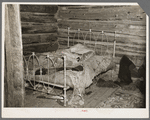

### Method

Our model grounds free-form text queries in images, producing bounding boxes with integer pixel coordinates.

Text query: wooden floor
[25,84,119,108]
[84,85,119,108]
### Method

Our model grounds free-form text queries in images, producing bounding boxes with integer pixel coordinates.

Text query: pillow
[69,44,95,61]
[69,44,94,54]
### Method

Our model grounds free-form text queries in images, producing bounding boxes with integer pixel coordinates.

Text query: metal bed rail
[23,52,69,106]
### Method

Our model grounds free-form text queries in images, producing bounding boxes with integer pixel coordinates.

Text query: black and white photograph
[2,2,149,118]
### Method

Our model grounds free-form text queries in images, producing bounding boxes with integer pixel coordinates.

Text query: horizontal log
[58,20,146,30]
[23,42,59,55]
[59,5,135,10]
[59,6,143,14]
[57,19,146,25]
[21,22,57,26]
[58,20,146,37]
[21,12,57,23]
[23,42,53,47]
[58,36,146,49]
[58,31,146,45]
[22,33,57,44]
[59,13,146,21]
[21,23,57,34]
[58,28,146,39]
[20,5,58,14]
[58,6,146,21]
[59,5,92,10]
[58,24,146,37]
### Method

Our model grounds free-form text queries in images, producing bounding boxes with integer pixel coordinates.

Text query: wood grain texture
[21,12,57,23]
[59,5,132,10]
[58,6,146,21]
[58,37,146,50]
[20,5,58,14]
[58,30,146,45]
[23,41,59,55]
[58,21,146,37]
[21,22,58,34]
[5,4,24,107]
[58,19,146,29]
[20,5,59,55]
[22,33,57,44]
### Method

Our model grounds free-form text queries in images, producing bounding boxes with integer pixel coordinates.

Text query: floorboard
[25,83,119,108]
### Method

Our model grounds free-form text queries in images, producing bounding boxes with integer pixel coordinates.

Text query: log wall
[57,5,146,66]
[20,5,58,55]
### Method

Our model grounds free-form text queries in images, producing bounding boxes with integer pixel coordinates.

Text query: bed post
[113,31,116,58]
[68,27,70,48]
[101,31,104,55]
[78,29,80,44]
[63,55,67,106]
[32,52,36,89]
[112,31,117,79]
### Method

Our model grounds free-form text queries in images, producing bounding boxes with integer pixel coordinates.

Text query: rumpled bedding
[25,44,114,106]
[27,44,95,70]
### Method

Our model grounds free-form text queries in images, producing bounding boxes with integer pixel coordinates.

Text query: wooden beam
[58,37,146,49]
[5,4,24,107]
[20,5,58,14]
[58,5,146,21]
[57,19,146,25]
[21,23,57,34]
[58,20,146,37]
[58,28,146,39]
[22,33,57,44]
[58,31,146,45]
[23,41,59,55]
[21,12,57,23]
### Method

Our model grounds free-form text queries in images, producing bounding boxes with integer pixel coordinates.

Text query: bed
[23,28,117,107]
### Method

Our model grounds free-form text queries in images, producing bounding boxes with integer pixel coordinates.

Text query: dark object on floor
[85,91,92,95]
[115,55,138,86]
[35,68,48,75]
[35,65,84,75]
[138,56,146,81]
[37,95,47,99]
[96,78,118,88]
[135,81,145,94]
[55,65,83,72]
[135,56,146,107]
[138,56,146,107]
[72,65,83,71]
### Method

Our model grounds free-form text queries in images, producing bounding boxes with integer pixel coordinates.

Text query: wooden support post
[68,27,70,48]
[5,4,24,107]
[63,55,67,107]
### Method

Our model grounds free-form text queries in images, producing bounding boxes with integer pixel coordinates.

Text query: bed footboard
[23,52,69,106]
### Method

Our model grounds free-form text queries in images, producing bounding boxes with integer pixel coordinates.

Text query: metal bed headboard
[66,27,116,58]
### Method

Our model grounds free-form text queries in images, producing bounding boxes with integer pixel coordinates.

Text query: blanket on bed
[25,44,114,106]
